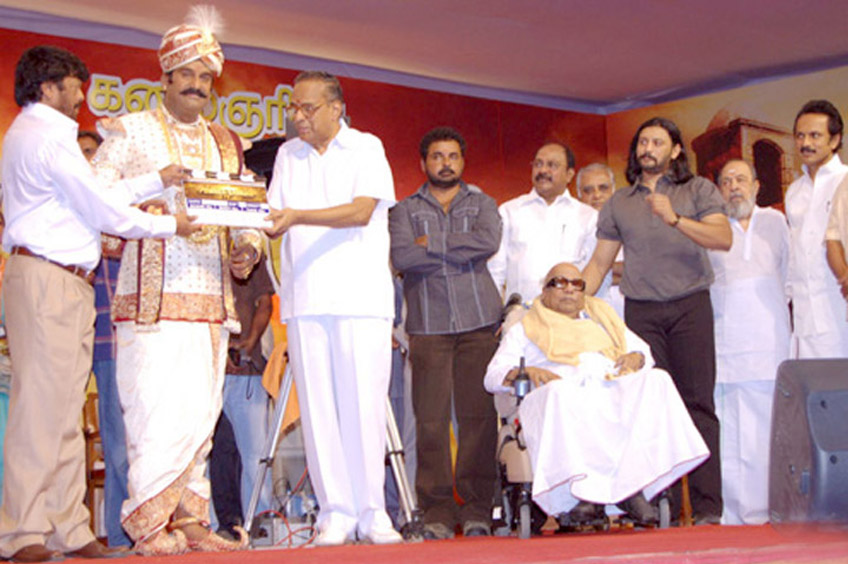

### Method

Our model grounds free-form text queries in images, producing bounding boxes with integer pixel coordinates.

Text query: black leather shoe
[421,522,455,540]
[617,492,659,525]
[567,500,605,523]
[462,521,490,537]
[693,513,721,526]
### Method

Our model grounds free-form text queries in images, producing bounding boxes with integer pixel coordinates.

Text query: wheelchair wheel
[658,496,671,529]
[518,503,531,539]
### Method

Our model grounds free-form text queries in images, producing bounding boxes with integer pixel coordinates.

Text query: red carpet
[68,525,848,563]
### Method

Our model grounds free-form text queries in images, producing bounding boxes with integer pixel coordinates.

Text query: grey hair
[718,159,757,183]
[576,163,615,196]
[294,70,344,103]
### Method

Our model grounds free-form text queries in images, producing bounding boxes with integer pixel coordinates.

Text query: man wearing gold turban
[92,5,260,556]
[485,263,709,526]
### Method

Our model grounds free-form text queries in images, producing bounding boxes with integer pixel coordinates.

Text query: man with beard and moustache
[489,142,597,304]
[91,6,261,555]
[708,159,790,525]
[0,45,192,562]
[785,100,848,358]
[582,117,731,525]
[389,126,502,540]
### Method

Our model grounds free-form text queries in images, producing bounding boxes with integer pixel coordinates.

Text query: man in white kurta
[264,71,401,546]
[484,263,708,521]
[488,143,597,303]
[708,159,791,525]
[785,100,848,358]
[92,11,260,555]
[576,163,624,317]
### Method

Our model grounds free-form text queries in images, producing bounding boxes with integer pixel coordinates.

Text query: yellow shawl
[521,296,628,365]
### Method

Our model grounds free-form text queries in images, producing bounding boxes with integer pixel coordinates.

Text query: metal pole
[385,397,423,540]
[244,364,294,537]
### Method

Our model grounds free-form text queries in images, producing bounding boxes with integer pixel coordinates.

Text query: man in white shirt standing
[265,71,401,546]
[785,100,848,358]
[576,163,624,316]
[488,142,597,303]
[0,45,191,563]
[708,159,791,525]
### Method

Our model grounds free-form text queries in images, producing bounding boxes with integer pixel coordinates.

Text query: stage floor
[73,524,848,563]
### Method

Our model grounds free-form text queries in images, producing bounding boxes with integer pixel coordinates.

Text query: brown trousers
[410,325,499,527]
[0,255,96,556]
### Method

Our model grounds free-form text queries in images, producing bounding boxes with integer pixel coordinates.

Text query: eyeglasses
[531,159,564,171]
[545,276,586,291]
[288,102,324,118]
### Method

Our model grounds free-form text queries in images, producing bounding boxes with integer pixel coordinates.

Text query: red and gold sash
[135,109,244,327]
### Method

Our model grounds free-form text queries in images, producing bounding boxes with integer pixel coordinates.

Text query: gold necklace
[157,107,219,245]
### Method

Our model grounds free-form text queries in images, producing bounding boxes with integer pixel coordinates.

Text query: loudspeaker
[769,359,848,523]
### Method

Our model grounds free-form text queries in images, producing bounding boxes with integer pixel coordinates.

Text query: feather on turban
[158,5,225,76]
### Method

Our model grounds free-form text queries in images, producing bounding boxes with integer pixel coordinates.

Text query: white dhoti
[116,321,228,541]
[518,367,709,516]
[714,380,774,525]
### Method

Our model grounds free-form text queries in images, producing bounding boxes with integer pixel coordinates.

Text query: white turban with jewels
[158,5,225,76]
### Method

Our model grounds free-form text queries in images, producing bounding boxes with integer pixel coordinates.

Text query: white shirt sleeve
[485,322,527,394]
[487,204,509,298]
[50,137,175,239]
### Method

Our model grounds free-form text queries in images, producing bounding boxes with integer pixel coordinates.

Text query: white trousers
[715,380,774,525]
[287,316,392,536]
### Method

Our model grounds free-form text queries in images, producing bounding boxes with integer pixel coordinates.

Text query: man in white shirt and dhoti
[485,263,709,524]
[708,159,791,525]
[785,100,848,358]
[92,7,261,556]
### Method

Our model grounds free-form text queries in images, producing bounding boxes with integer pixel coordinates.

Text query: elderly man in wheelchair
[485,262,709,535]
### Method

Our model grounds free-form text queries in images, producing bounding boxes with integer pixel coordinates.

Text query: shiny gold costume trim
[132,108,243,327]
[136,237,166,325]
[122,463,193,542]
[114,293,229,324]
[178,488,210,525]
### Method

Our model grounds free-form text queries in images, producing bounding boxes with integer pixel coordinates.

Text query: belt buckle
[71,265,95,285]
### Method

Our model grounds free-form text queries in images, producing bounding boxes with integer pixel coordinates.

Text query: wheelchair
[490,371,672,539]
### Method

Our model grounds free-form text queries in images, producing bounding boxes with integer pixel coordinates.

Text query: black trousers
[409,326,499,527]
[625,290,723,518]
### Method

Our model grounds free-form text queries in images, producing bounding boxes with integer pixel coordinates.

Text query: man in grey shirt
[583,117,731,525]
[389,126,502,540]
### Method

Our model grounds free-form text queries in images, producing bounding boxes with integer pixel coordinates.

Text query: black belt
[11,246,96,285]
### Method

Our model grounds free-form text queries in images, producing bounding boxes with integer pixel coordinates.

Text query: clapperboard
[183,170,273,229]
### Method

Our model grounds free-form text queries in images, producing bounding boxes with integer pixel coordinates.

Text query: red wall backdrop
[0,28,606,203]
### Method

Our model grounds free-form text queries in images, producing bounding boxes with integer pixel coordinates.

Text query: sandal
[168,517,249,552]
[134,528,189,556]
